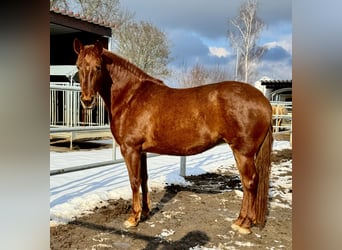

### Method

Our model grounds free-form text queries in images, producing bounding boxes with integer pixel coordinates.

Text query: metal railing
[50,83,109,128]
[50,65,109,128]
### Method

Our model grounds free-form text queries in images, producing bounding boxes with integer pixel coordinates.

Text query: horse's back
[134,80,272,130]
[140,80,269,106]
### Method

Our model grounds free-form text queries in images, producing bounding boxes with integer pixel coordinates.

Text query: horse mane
[272,105,288,115]
[102,49,164,85]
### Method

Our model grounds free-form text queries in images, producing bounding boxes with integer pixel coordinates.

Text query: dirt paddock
[50,148,292,250]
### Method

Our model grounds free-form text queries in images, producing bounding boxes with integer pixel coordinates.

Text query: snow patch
[155,229,175,239]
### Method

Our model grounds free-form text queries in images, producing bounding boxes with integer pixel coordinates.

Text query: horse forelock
[77,45,103,66]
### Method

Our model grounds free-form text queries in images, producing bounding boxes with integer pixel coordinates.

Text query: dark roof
[261,79,292,89]
[50,7,113,37]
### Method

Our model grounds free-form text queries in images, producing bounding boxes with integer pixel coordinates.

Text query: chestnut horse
[272,104,288,132]
[73,39,273,234]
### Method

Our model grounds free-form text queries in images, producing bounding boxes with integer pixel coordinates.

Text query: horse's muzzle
[81,95,96,109]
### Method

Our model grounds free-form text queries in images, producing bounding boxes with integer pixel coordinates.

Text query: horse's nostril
[81,96,95,109]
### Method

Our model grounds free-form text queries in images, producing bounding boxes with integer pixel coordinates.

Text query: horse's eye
[96,65,101,71]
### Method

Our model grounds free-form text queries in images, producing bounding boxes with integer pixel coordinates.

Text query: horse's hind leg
[140,152,151,220]
[231,151,258,234]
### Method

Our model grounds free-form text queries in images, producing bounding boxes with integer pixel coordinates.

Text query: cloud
[122,0,291,40]
[258,1,292,24]
[167,30,209,63]
[209,47,230,58]
[262,42,291,62]
[257,60,292,80]
[277,35,292,55]
[258,40,292,80]
[167,30,233,66]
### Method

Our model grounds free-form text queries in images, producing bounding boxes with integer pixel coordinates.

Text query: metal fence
[50,84,109,127]
[50,65,109,128]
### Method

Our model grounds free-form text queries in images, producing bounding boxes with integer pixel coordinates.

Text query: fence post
[180,156,186,177]
[112,136,117,161]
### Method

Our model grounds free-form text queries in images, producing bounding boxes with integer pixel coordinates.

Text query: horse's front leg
[140,152,151,220]
[121,145,143,228]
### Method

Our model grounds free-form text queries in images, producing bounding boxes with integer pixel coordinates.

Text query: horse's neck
[100,50,165,120]
[97,76,113,121]
[103,50,163,84]
[99,63,141,120]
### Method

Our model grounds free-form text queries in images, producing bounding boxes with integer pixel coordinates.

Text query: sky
[119,0,292,84]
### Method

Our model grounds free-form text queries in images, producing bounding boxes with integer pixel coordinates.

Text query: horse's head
[73,38,104,109]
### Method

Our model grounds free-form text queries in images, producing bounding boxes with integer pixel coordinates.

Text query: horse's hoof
[123,218,138,228]
[141,213,150,222]
[231,223,252,235]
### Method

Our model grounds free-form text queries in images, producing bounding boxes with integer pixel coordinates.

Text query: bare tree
[207,64,231,83]
[182,63,209,88]
[228,0,265,83]
[50,0,69,10]
[50,0,133,27]
[51,0,170,78]
[77,0,133,27]
[112,21,171,78]
[177,62,229,88]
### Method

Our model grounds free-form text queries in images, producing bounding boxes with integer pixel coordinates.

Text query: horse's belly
[143,142,219,156]
[142,130,222,156]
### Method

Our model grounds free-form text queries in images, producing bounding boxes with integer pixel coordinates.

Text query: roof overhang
[50,11,112,37]
[261,80,292,89]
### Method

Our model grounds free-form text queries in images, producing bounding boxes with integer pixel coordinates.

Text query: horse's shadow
[148,172,242,218]
[68,172,240,249]
[70,220,209,250]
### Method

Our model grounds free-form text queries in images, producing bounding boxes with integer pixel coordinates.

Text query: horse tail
[254,123,273,227]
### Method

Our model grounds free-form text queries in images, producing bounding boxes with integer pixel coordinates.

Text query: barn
[254,76,292,101]
[260,78,292,102]
[50,8,114,148]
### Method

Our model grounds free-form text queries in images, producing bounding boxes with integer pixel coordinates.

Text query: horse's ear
[73,38,83,54]
[94,40,103,55]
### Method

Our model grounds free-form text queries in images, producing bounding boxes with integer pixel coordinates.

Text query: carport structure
[50,8,113,148]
